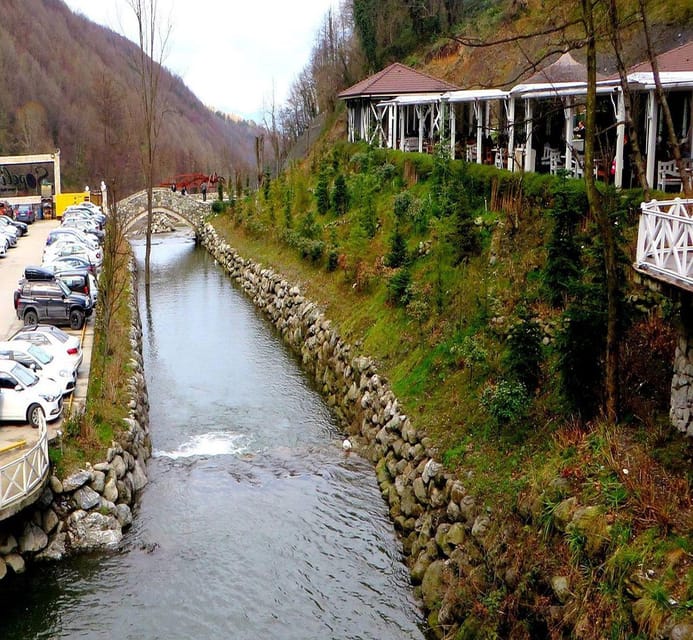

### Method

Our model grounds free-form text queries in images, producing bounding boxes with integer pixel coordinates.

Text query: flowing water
[0,233,426,640]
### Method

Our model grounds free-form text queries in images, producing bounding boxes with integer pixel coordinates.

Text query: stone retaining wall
[0,259,151,581]
[198,222,693,639]
[670,317,693,437]
[197,222,491,634]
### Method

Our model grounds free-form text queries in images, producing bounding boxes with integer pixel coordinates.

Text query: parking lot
[0,218,94,457]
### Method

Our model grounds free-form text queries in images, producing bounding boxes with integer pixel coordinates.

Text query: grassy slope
[211,129,691,636]
[206,3,693,635]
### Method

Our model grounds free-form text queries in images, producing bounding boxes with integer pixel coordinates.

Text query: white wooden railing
[0,415,50,512]
[636,198,693,288]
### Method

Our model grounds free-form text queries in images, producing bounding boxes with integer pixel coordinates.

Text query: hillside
[0,0,263,194]
[201,1,693,633]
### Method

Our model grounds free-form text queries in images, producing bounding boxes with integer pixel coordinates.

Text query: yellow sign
[54,192,90,218]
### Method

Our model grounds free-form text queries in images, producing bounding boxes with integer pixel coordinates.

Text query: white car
[46,227,100,249]
[0,359,63,427]
[0,234,8,257]
[8,325,83,372]
[0,224,18,247]
[0,340,77,396]
[43,239,102,268]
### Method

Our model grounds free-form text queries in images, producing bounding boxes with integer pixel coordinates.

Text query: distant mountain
[0,0,264,195]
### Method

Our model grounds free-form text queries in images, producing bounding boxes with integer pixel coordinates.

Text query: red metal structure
[160,173,219,192]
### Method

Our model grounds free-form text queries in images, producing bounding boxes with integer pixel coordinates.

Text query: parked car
[60,218,105,242]
[0,218,19,246]
[63,205,106,226]
[0,214,28,236]
[63,210,104,230]
[9,324,83,372]
[0,235,8,257]
[0,359,63,427]
[0,340,77,396]
[54,269,99,306]
[14,278,93,329]
[43,240,102,268]
[43,255,96,275]
[0,227,17,248]
[46,227,100,249]
[15,207,35,224]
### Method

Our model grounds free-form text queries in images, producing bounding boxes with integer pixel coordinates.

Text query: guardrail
[0,415,50,512]
[636,198,693,288]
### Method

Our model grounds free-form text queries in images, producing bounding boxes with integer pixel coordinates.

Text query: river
[0,233,426,640]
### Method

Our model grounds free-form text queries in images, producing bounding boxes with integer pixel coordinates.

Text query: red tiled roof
[628,40,693,73]
[338,63,459,99]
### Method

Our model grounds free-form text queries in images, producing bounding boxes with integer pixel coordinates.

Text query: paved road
[0,219,59,339]
[0,218,94,465]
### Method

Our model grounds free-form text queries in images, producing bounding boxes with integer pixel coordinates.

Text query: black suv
[14,278,93,329]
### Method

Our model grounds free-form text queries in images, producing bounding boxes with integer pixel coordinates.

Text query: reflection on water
[0,232,426,640]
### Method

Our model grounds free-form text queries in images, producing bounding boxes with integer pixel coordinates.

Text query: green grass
[210,140,693,639]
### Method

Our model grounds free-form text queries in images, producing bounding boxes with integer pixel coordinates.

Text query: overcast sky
[63,0,338,122]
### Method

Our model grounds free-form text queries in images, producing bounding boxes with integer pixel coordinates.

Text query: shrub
[332,173,349,215]
[544,178,583,307]
[299,210,321,240]
[504,309,543,392]
[375,162,397,186]
[350,151,371,173]
[386,223,408,267]
[555,297,606,418]
[315,168,330,215]
[481,379,529,429]
[387,268,413,307]
[211,200,225,214]
[360,200,378,238]
[393,191,413,222]
[326,249,339,271]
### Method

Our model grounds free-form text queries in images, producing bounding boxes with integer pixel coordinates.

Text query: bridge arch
[117,187,210,235]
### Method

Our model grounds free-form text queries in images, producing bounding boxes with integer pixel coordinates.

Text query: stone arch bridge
[116,187,212,235]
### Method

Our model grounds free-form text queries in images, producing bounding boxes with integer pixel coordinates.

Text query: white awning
[510,81,621,99]
[444,89,508,103]
[627,71,693,89]
[510,81,588,97]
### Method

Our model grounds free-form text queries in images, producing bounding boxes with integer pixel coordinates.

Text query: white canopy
[445,89,508,103]
[627,71,693,89]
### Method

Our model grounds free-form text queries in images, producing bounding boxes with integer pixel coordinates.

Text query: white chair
[494,148,506,170]
[657,160,682,192]
[549,150,564,175]
[540,145,552,168]
[465,145,477,163]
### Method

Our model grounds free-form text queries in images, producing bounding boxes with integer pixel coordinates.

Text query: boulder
[72,485,101,511]
[19,522,48,553]
[421,559,453,611]
[36,532,67,562]
[62,470,91,492]
[4,553,25,574]
[0,533,17,554]
[42,508,60,534]
[67,511,122,552]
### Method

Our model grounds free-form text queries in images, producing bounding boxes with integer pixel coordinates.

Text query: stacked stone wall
[197,223,496,633]
[197,222,693,639]
[0,259,151,581]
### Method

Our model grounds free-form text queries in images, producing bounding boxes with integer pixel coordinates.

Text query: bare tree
[127,0,171,286]
[263,82,282,176]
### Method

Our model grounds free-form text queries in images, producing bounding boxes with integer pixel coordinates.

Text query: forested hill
[0,0,263,194]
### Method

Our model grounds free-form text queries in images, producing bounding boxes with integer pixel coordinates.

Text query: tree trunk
[583,0,619,422]
[639,0,693,197]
